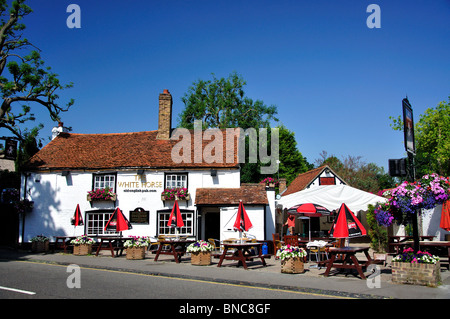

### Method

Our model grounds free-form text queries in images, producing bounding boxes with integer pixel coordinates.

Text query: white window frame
[165,173,187,189]
[157,210,194,236]
[94,173,116,192]
[86,210,118,236]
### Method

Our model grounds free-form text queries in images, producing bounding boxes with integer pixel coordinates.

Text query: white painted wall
[20,168,242,242]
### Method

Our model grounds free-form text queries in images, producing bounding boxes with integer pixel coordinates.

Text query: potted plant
[367,204,389,262]
[276,245,307,274]
[187,240,214,265]
[161,188,190,201]
[176,187,191,200]
[161,188,176,200]
[260,177,278,188]
[124,236,150,260]
[71,235,95,255]
[30,235,50,253]
[87,187,117,201]
[391,247,441,287]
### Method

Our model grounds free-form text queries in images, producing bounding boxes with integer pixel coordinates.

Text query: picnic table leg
[324,253,336,277]
[170,244,181,263]
[350,254,366,279]
[154,244,164,261]
[109,241,115,257]
[236,249,248,270]
[96,239,102,256]
[217,247,229,267]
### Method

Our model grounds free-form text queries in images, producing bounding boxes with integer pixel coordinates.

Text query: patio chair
[284,235,300,247]
[208,238,221,252]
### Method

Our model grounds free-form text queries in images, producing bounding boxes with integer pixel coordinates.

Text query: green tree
[390,96,450,177]
[178,72,278,129]
[315,151,395,193]
[278,125,310,185]
[0,0,74,143]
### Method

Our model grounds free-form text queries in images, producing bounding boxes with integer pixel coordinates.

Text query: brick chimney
[156,89,172,140]
[278,178,287,194]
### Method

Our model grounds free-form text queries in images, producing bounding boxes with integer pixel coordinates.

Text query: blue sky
[6,0,450,171]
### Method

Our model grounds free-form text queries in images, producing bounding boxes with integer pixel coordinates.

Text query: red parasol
[440,200,450,232]
[105,207,132,232]
[233,200,253,232]
[168,200,185,228]
[72,204,83,226]
[287,203,331,241]
[329,203,366,239]
[288,203,331,217]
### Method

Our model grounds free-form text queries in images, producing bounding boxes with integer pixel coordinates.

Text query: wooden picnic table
[217,242,268,270]
[388,236,435,253]
[95,236,133,257]
[54,236,76,253]
[154,240,195,263]
[323,246,375,280]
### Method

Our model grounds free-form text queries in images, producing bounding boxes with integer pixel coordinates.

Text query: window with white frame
[157,210,194,236]
[94,173,116,192]
[86,211,118,236]
[165,173,187,189]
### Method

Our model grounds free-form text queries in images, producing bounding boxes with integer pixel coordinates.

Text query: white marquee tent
[278,184,387,212]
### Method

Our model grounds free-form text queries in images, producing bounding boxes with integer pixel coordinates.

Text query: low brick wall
[392,261,441,287]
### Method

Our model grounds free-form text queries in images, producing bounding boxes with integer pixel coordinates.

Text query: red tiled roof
[25,130,240,171]
[282,165,346,196]
[195,184,268,205]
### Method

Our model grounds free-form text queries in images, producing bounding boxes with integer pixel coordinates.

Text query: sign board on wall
[129,207,149,224]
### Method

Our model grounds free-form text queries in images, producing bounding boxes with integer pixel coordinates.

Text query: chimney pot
[163,89,170,94]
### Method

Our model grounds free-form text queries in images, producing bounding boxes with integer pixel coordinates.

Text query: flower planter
[32,241,49,253]
[87,194,116,201]
[73,244,92,256]
[281,257,304,274]
[126,247,146,260]
[191,251,211,266]
[176,194,190,201]
[392,261,441,287]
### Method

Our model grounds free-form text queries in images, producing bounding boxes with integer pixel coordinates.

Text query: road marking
[14,260,355,299]
[0,285,36,295]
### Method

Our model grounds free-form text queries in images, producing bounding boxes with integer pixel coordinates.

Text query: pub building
[19,90,276,243]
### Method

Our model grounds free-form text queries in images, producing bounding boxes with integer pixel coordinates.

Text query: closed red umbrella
[105,207,132,232]
[168,200,184,228]
[233,200,253,232]
[329,203,366,239]
[71,204,83,226]
[440,200,450,232]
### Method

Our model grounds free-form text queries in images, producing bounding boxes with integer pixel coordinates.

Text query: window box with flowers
[161,188,190,201]
[391,247,441,287]
[30,235,50,253]
[70,235,95,255]
[187,240,214,265]
[260,177,279,188]
[124,236,150,260]
[276,245,307,274]
[87,188,117,202]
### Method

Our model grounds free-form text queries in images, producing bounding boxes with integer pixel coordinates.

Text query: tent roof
[278,184,387,212]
